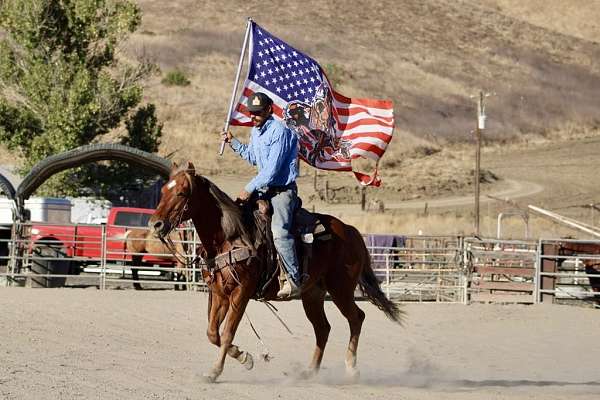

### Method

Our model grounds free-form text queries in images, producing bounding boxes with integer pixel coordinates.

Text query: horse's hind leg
[131,255,143,290]
[300,285,330,377]
[327,277,365,378]
[173,265,186,291]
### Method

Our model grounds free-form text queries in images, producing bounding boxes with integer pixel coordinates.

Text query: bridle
[157,171,195,267]
[156,171,248,285]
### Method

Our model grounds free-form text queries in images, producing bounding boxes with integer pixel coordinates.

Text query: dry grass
[329,202,600,240]
[479,0,600,44]
[3,0,600,240]
[121,0,600,169]
[340,211,523,239]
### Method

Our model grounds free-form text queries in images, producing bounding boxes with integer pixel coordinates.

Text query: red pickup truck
[27,207,182,287]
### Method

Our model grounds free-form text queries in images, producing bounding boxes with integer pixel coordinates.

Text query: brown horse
[125,228,190,290]
[556,241,600,304]
[149,162,403,383]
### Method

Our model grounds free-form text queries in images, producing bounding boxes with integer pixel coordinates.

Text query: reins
[159,230,188,265]
[158,170,295,349]
[243,300,294,363]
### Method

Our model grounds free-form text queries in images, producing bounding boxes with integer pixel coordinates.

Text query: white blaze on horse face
[167,180,177,190]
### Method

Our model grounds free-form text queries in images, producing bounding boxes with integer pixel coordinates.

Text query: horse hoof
[299,369,317,380]
[345,368,360,382]
[201,372,218,383]
[240,352,254,370]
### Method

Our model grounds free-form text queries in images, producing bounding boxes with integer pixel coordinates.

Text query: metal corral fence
[465,237,538,304]
[0,221,207,291]
[365,235,465,303]
[537,239,600,306]
[1,226,599,307]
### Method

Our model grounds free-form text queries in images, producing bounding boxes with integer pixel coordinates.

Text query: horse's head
[150,161,195,238]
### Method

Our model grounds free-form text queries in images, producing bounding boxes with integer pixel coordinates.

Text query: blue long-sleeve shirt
[230,116,299,194]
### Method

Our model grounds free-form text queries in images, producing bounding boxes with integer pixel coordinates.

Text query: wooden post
[361,186,366,211]
[474,91,486,236]
[325,180,330,202]
[474,126,481,236]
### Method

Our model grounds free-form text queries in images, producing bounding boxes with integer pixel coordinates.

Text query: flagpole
[219,17,253,156]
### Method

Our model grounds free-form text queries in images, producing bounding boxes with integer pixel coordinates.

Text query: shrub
[162,70,191,86]
[323,63,347,88]
[412,145,441,158]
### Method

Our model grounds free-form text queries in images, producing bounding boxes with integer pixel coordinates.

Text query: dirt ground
[0,288,599,400]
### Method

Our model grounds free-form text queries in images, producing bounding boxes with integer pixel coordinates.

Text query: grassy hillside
[1,0,599,214]
[479,0,600,43]
[113,1,598,183]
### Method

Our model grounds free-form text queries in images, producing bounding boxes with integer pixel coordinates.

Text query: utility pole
[473,91,487,236]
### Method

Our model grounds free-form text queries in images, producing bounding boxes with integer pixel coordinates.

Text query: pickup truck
[27,206,183,287]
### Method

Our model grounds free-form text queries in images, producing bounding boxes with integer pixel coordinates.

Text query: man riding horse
[223,92,305,298]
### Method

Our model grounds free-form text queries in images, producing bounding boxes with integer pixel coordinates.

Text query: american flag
[230,21,394,186]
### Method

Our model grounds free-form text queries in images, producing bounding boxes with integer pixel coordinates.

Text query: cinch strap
[204,247,252,270]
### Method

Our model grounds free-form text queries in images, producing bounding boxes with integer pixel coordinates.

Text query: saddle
[252,198,331,298]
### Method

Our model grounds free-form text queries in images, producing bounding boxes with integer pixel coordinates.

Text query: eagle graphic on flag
[229,21,394,186]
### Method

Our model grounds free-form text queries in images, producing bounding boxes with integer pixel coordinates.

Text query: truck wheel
[0,225,11,267]
[30,244,70,288]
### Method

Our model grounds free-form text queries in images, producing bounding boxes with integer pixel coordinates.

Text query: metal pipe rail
[6,230,599,306]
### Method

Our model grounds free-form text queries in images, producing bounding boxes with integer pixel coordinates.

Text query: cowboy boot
[277,278,301,299]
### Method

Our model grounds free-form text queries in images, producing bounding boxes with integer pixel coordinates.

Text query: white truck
[0,197,72,265]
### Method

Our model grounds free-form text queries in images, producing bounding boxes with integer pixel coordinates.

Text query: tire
[0,225,11,267]
[30,244,70,288]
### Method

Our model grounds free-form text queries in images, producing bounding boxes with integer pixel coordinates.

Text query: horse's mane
[199,175,256,250]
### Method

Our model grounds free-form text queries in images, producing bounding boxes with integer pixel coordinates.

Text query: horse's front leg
[206,293,254,380]
[203,287,251,383]
[206,291,254,371]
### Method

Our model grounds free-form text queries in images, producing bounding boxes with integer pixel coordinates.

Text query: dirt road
[315,179,544,215]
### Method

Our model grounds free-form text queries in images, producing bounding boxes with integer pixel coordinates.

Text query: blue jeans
[264,185,300,286]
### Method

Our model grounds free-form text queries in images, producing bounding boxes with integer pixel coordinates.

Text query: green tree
[0,0,162,196]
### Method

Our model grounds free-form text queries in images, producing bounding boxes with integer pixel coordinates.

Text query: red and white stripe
[230,82,394,171]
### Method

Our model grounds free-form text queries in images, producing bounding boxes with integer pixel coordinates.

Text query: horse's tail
[352,227,405,325]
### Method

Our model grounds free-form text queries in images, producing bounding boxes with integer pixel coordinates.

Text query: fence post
[385,253,390,299]
[7,222,18,286]
[534,240,541,304]
[461,237,469,304]
[100,223,107,290]
[539,241,557,303]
